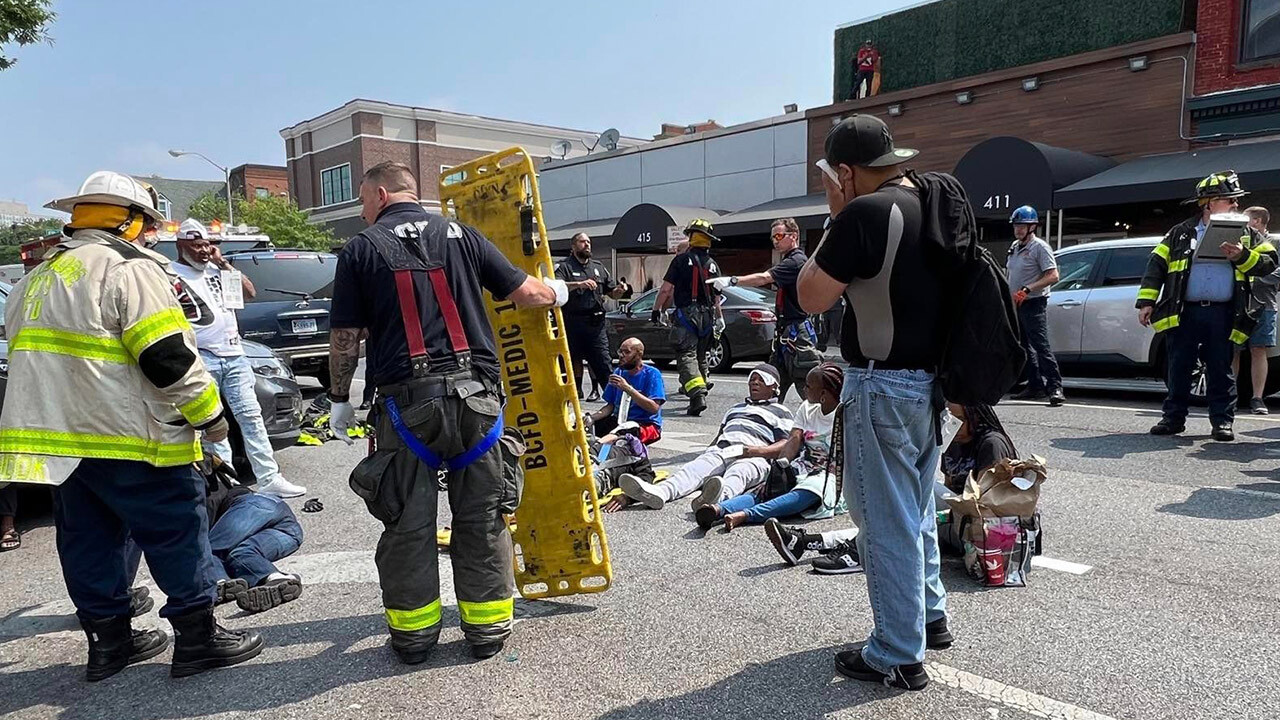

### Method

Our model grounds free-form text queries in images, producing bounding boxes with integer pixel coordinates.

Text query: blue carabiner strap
[383,395,505,471]
[675,307,713,339]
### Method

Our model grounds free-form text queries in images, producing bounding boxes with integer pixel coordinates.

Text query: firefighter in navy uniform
[708,217,820,401]
[555,232,625,398]
[653,219,725,416]
[328,162,566,662]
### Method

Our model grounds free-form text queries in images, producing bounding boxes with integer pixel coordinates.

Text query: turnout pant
[1163,301,1237,427]
[208,493,303,587]
[1016,297,1063,393]
[53,458,216,621]
[565,316,613,396]
[351,379,521,655]
[656,446,770,502]
[769,319,821,402]
[671,305,715,398]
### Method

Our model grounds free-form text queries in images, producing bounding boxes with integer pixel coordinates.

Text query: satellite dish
[599,128,620,152]
[551,139,572,159]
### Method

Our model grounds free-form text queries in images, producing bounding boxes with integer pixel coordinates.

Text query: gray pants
[657,446,770,502]
[350,378,523,656]
[671,305,714,397]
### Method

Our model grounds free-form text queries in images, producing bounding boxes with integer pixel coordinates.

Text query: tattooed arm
[328,327,363,401]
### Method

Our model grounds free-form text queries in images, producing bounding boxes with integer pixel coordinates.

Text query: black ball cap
[824,114,918,169]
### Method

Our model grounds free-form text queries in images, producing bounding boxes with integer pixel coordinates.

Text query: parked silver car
[1046,237,1280,397]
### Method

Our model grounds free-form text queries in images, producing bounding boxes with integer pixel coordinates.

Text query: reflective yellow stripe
[682,376,706,393]
[1255,242,1275,254]
[1137,288,1159,301]
[1152,315,1180,332]
[121,308,190,357]
[179,383,221,426]
[1152,243,1170,261]
[1230,329,1249,344]
[1168,259,1189,273]
[1237,249,1260,273]
[458,597,514,625]
[10,328,133,363]
[0,428,199,466]
[385,599,442,631]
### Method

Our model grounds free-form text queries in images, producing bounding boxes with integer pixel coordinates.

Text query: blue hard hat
[1009,205,1039,224]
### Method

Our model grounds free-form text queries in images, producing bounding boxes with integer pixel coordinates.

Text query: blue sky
[0,0,910,215]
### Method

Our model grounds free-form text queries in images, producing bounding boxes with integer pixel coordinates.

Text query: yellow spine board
[439,147,612,599]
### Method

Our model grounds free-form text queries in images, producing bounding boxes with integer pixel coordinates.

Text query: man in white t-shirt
[173,219,306,498]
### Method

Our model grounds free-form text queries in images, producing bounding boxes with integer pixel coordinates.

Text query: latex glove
[201,416,230,444]
[650,309,662,325]
[706,276,734,291]
[713,316,726,337]
[330,401,356,446]
[542,277,569,307]
[1013,289,1029,306]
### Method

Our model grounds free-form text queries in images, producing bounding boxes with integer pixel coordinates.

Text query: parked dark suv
[225,249,337,386]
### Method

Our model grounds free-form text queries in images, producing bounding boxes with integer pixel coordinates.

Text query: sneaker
[690,476,723,511]
[813,540,863,575]
[1213,424,1235,442]
[1149,420,1185,436]
[1048,388,1066,407]
[1011,387,1047,401]
[618,473,666,510]
[764,518,823,566]
[129,586,154,617]
[1252,398,1269,415]
[694,504,721,530]
[257,476,307,498]
[834,650,929,691]
[236,573,303,614]
[925,617,954,650]
[215,578,249,606]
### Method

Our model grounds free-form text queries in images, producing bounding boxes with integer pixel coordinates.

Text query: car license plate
[292,319,318,334]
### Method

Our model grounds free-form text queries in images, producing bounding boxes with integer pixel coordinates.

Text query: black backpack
[906,170,1026,405]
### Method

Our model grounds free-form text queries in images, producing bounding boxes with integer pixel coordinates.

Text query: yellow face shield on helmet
[67,203,144,240]
[688,231,713,248]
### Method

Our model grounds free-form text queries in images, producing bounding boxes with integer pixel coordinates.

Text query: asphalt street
[2,366,1279,720]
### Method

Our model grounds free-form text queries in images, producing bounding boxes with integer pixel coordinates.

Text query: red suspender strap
[428,267,470,353]
[393,269,428,359]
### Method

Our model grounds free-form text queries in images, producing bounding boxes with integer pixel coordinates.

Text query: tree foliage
[0,217,61,264]
[188,191,335,252]
[0,0,56,71]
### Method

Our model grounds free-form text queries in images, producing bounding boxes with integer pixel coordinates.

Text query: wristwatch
[1020,286,1031,294]
[729,276,739,286]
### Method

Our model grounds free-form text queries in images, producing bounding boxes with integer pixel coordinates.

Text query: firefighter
[652,219,725,416]
[708,217,819,401]
[1138,170,1278,441]
[328,162,567,663]
[0,171,263,681]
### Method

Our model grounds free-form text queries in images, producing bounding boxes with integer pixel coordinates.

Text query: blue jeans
[719,489,818,523]
[202,351,283,485]
[1163,302,1236,427]
[53,459,216,620]
[840,365,946,672]
[208,493,303,587]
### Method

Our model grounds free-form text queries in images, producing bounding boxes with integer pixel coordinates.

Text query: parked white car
[1046,237,1280,398]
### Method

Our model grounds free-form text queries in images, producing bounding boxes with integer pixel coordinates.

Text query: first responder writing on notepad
[327,162,567,664]
[0,171,263,681]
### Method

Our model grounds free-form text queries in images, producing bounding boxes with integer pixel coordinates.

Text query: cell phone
[815,159,840,184]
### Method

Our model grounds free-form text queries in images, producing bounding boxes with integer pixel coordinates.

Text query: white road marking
[1208,485,1280,501]
[1003,399,1280,424]
[925,662,1118,720]
[1032,556,1093,575]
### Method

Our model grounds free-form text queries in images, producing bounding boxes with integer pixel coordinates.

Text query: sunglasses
[771,232,794,241]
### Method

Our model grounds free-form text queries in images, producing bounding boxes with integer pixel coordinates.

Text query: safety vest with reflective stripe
[1135,217,1278,343]
[0,230,223,486]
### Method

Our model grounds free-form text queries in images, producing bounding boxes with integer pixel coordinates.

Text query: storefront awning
[1055,140,1280,209]
[608,204,723,254]
[714,194,830,235]
[953,136,1115,219]
[546,216,620,252]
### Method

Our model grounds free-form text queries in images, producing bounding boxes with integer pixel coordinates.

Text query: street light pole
[168,149,234,226]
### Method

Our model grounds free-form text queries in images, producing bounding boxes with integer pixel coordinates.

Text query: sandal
[1,528,20,552]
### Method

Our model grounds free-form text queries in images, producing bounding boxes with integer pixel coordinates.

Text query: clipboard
[1196,213,1252,260]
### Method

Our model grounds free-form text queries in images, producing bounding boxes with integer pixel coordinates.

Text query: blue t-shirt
[1186,221,1235,303]
[602,363,666,427]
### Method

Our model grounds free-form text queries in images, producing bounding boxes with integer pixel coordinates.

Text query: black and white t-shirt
[716,400,795,447]
[813,183,942,370]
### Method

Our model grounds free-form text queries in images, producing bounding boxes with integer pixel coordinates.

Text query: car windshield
[230,254,335,303]
[152,239,269,261]
[722,285,774,304]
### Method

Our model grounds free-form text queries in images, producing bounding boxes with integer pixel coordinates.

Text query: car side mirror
[621,303,632,316]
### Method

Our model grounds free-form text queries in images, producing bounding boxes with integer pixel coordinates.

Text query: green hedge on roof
[834,0,1193,102]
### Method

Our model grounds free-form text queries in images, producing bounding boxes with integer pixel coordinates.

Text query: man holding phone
[1137,171,1277,441]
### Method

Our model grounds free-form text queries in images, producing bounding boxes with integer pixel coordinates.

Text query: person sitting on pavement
[696,363,845,530]
[172,219,306,497]
[941,402,1018,493]
[586,337,665,445]
[618,363,794,510]
[198,454,305,614]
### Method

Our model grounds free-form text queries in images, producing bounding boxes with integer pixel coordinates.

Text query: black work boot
[471,641,505,660]
[925,616,954,650]
[80,615,170,682]
[1213,424,1235,442]
[169,607,264,678]
[129,586,154,617]
[1011,386,1047,401]
[687,392,708,417]
[1149,419,1185,436]
[389,627,440,665]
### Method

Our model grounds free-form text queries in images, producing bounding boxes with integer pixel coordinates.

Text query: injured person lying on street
[617,363,794,511]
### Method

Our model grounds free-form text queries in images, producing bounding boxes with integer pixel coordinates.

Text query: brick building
[1189,0,1280,138]
[278,99,645,239]
[229,164,289,201]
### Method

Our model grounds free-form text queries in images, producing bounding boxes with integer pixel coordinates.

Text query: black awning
[608,204,723,254]
[714,194,831,235]
[1055,140,1280,209]
[545,216,621,253]
[953,136,1115,219]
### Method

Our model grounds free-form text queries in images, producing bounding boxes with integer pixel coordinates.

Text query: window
[1242,0,1280,63]
[627,290,657,314]
[1052,249,1102,292]
[229,254,336,303]
[440,164,464,186]
[320,164,352,206]
[255,187,270,199]
[156,193,171,220]
[1101,247,1151,287]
